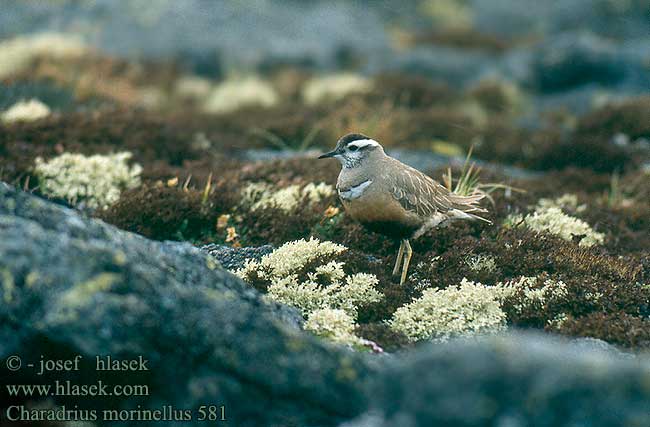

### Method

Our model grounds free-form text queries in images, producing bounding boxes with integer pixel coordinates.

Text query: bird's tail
[448,192,492,224]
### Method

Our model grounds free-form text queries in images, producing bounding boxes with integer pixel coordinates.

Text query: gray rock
[200,243,274,271]
[0,0,390,72]
[529,32,631,93]
[0,183,370,427]
[568,337,636,360]
[344,333,650,427]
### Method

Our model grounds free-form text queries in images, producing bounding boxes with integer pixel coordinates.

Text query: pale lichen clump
[263,269,381,317]
[33,152,143,209]
[0,32,88,79]
[505,198,605,247]
[466,254,497,274]
[1,99,51,123]
[174,75,213,100]
[241,182,335,212]
[536,193,587,213]
[392,274,574,342]
[504,207,605,246]
[389,278,507,342]
[202,76,279,113]
[237,237,345,283]
[237,238,381,317]
[547,312,569,329]
[302,73,372,105]
[305,308,362,346]
[497,276,568,314]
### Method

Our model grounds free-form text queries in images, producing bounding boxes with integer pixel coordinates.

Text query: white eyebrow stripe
[348,139,380,149]
[339,179,373,200]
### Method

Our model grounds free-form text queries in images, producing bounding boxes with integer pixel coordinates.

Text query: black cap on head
[337,133,371,146]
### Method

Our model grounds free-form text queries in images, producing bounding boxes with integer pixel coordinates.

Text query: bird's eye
[348,145,359,152]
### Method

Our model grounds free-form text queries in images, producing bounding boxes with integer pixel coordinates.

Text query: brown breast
[341,186,423,239]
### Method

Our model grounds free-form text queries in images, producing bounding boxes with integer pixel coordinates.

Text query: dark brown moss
[364,74,456,109]
[576,96,650,141]
[412,226,644,292]
[100,183,234,242]
[472,120,530,164]
[515,168,612,197]
[239,204,323,246]
[231,157,339,187]
[313,213,395,257]
[0,110,205,181]
[556,312,650,349]
[467,80,521,115]
[223,104,332,151]
[355,323,412,352]
[502,274,650,329]
[526,133,633,173]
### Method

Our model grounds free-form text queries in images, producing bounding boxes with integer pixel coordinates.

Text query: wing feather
[388,159,488,222]
[389,162,452,217]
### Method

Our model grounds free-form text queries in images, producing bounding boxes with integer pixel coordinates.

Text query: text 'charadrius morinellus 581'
[319,133,490,285]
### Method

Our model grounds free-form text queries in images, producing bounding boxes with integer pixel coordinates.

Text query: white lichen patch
[266,268,381,317]
[241,182,335,212]
[536,193,586,213]
[466,254,497,274]
[237,237,381,318]
[496,276,568,314]
[547,312,569,329]
[33,152,142,209]
[1,99,51,123]
[505,206,605,247]
[389,278,507,342]
[0,32,88,79]
[302,73,372,105]
[305,308,364,346]
[202,76,279,113]
[238,237,345,279]
[174,75,213,99]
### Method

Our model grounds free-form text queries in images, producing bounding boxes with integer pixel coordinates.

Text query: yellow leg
[400,239,413,285]
[392,240,405,277]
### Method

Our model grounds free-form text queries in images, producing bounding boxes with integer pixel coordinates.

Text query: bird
[318,133,490,285]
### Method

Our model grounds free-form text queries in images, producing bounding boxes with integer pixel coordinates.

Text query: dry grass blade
[202,172,213,206]
[443,146,524,206]
[250,126,321,152]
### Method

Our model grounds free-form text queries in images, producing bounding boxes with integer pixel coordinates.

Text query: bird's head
[318,133,384,168]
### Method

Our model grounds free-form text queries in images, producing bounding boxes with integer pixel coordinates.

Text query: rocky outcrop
[0,183,370,427]
[343,334,650,427]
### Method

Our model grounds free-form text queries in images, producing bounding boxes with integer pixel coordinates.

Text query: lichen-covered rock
[0,183,370,427]
[343,333,650,427]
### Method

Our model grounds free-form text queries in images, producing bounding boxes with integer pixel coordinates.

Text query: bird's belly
[341,194,422,238]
